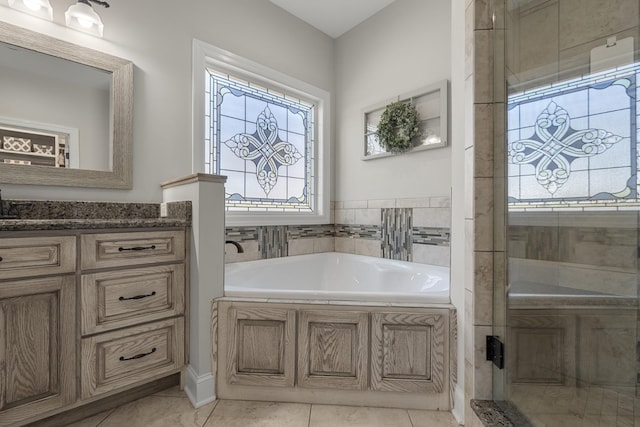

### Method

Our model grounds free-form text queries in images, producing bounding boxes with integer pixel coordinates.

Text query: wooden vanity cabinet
[0,228,188,426]
[80,230,187,399]
[0,236,77,427]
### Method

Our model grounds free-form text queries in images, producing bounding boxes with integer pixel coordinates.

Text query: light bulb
[7,0,53,19]
[65,2,105,37]
[23,0,41,11]
[77,17,94,28]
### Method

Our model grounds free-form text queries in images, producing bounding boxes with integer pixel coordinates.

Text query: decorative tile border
[225,207,451,264]
[334,224,380,239]
[382,208,412,261]
[288,224,336,239]
[225,227,259,242]
[259,226,287,259]
[412,227,451,246]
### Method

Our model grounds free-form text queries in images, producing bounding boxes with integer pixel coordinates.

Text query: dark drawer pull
[119,291,156,301]
[119,347,156,361]
[0,256,3,262]
[118,245,156,252]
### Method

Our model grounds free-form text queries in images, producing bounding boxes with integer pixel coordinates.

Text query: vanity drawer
[81,230,185,270]
[0,236,76,280]
[81,264,185,335]
[81,317,184,399]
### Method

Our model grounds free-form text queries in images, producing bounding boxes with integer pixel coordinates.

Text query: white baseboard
[451,384,465,425]
[184,365,216,408]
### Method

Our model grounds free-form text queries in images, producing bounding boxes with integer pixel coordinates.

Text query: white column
[161,173,226,408]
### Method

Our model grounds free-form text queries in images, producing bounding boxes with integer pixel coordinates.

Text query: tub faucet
[225,240,244,253]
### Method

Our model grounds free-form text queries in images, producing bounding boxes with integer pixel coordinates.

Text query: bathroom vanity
[0,201,190,426]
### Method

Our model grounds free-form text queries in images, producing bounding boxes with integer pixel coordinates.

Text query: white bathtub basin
[224,252,450,304]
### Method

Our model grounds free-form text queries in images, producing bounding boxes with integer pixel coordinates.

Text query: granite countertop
[0,200,191,232]
[0,217,189,231]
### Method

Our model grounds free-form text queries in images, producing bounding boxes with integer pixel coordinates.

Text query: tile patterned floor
[67,387,460,427]
[510,384,640,427]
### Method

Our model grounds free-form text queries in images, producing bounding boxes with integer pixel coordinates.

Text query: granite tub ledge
[0,217,190,231]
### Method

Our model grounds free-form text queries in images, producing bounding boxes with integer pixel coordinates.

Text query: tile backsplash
[382,208,412,261]
[225,196,451,267]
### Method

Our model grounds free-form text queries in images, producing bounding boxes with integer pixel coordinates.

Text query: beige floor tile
[585,387,605,415]
[204,400,311,427]
[533,413,584,427]
[153,385,187,398]
[100,395,217,427]
[601,389,619,415]
[599,415,617,426]
[309,405,412,427]
[581,414,601,427]
[66,409,114,427]
[408,409,459,426]
[619,415,634,427]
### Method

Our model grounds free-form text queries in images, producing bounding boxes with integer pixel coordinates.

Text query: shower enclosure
[493,0,640,425]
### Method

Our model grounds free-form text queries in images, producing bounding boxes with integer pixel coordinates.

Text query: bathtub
[224,252,450,304]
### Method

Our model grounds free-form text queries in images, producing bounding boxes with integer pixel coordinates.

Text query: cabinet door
[298,310,368,390]
[508,312,576,386]
[579,312,636,389]
[226,306,295,387]
[371,311,447,393]
[0,276,76,427]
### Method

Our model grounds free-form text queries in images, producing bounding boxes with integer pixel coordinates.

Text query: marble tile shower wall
[224,197,451,266]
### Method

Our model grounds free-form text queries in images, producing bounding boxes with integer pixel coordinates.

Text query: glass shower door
[495,0,640,424]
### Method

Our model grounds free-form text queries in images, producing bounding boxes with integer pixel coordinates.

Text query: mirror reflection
[0,41,112,171]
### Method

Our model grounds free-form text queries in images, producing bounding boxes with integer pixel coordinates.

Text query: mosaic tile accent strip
[287,224,336,239]
[334,224,380,239]
[412,227,450,246]
[382,208,412,261]
[226,220,450,263]
[259,225,288,259]
[225,227,259,242]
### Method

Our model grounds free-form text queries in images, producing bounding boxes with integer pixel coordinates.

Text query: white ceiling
[269,0,397,39]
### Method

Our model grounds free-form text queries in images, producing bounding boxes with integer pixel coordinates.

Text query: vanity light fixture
[7,0,53,21]
[65,0,110,37]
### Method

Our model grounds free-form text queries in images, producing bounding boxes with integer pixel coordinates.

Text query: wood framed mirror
[0,21,132,189]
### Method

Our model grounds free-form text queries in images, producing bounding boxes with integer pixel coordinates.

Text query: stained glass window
[508,62,640,211]
[205,69,316,213]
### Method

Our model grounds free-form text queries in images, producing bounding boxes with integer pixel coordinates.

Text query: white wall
[0,0,333,202]
[333,0,452,202]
